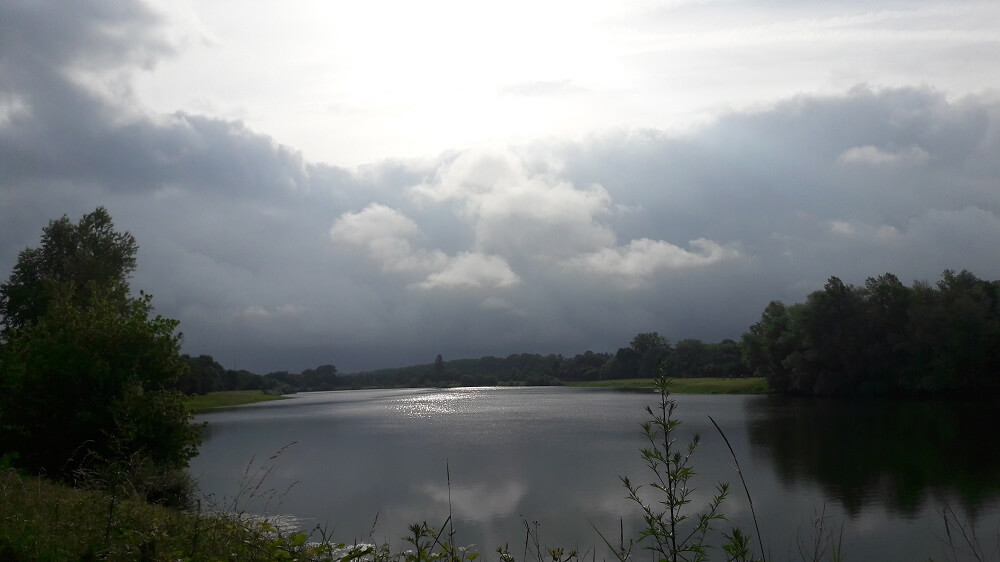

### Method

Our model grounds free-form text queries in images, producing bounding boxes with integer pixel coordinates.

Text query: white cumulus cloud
[412,148,616,261]
[331,204,519,291]
[329,203,447,273]
[563,238,740,286]
[417,252,520,290]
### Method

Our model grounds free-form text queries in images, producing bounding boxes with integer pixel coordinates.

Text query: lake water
[190,387,1000,560]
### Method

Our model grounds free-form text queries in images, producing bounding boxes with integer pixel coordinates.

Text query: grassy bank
[184,389,288,413]
[0,469,338,561]
[567,377,768,394]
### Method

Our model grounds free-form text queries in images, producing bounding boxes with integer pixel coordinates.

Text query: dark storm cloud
[2,2,999,373]
[0,2,168,67]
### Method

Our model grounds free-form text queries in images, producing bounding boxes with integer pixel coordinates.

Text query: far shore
[567,377,768,394]
[184,390,288,413]
[185,377,769,412]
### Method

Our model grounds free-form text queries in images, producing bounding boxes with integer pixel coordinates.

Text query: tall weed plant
[597,372,760,562]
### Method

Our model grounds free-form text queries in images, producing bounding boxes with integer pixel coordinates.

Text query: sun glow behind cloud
[135,1,1000,167]
[137,0,629,165]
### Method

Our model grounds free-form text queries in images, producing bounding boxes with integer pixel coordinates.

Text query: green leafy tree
[670,339,707,377]
[741,301,797,393]
[630,331,669,355]
[631,331,672,379]
[178,354,225,395]
[300,364,340,390]
[744,270,1000,396]
[0,207,137,337]
[612,346,641,378]
[0,209,199,484]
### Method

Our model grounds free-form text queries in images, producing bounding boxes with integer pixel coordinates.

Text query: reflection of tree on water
[746,396,1000,519]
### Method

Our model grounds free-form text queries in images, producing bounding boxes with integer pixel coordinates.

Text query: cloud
[1,0,999,374]
[330,204,518,290]
[240,305,271,319]
[237,304,306,321]
[5,83,999,375]
[412,148,656,265]
[479,296,520,313]
[829,221,856,236]
[329,203,447,273]
[563,238,740,286]
[0,94,29,127]
[420,481,527,523]
[837,145,930,166]
[417,252,520,290]
[276,304,305,317]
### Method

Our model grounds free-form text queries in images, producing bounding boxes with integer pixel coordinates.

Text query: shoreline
[184,390,289,413]
[185,377,769,413]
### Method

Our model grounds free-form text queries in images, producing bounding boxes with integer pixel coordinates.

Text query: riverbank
[185,378,769,414]
[184,390,288,413]
[567,377,768,393]
[0,469,333,561]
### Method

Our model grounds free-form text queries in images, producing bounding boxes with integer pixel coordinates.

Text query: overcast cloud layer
[2,1,999,373]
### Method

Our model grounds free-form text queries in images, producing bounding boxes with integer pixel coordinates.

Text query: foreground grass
[0,469,500,562]
[568,377,768,394]
[184,389,288,413]
[0,469,336,561]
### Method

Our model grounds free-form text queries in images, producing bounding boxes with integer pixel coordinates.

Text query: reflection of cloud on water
[849,507,890,536]
[420,481,527,523]
[586,481,752,539]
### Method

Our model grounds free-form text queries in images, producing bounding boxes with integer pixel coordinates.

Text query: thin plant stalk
[709,415,766,562]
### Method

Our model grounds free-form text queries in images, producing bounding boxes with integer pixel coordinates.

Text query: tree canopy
[0,209,199,486]
[0,207,137,337]
[742,271,1000,396]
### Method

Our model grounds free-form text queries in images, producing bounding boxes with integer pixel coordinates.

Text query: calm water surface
[191,388,1000,560]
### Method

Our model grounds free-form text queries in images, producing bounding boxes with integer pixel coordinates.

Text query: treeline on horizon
[183,269,1000,398]
[178,333,746,395]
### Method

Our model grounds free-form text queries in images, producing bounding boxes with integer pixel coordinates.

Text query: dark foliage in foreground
[0,209,200,504]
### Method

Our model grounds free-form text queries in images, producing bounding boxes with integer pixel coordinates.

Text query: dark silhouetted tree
[0,207,137,337]
[743,271,1000,395]
[0,209,199,483]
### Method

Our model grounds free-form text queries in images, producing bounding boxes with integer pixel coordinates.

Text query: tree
[742,300,796,393]
[613,346,640,378]
[178,354,225,395]
[0,207,137,337]
[300,364,340,390]
[630,332,671,379]
[630,331,669,355]
[670,338,707,377]
[0,209,199,487]
[744,270,1000,396]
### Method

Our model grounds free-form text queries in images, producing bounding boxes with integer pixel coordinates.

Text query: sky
[1,0,999,373]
